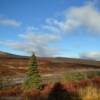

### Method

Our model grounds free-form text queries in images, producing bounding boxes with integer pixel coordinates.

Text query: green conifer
[23,53,42,90]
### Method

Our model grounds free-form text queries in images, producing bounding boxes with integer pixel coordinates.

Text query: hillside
[0,51,100,77]
[0,51,28,58]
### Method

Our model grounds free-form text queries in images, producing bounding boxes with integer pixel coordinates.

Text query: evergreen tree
[23,53,42,90]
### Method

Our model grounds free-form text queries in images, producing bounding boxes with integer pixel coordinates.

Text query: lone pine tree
[23,53,42,90]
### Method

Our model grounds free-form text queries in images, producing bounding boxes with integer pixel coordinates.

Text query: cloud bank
[44,3,100,34]
[0,30,61,57]
[80,51,100,61]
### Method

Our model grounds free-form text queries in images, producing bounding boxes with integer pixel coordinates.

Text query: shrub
[64,71,100,81]
[0,86,22,96]
[87,71,100,78]
[23,88,41,100]
[64,72,87,81]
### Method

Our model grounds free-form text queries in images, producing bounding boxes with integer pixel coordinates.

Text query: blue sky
[0,0,100,60]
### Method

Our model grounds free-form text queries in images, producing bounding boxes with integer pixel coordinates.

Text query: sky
[0,0,100,60]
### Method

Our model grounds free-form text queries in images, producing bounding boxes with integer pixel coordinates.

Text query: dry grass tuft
[79,86,100,100]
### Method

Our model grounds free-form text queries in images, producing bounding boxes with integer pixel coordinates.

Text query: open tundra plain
[0,52,100,100]
[0,51,100,84]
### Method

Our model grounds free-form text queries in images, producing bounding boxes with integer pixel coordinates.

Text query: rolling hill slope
[0,51,100,77]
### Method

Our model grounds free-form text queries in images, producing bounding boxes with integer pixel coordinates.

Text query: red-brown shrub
[41,84,53,94]
[0,86,22,96]
[63,83,77,93]
[91,77,100,87]
[23,88,40,97]
[78,79,91,88]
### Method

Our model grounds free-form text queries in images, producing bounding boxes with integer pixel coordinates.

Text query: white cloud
[0,31,61,57]
[42,18,63,33]
[80,51,100,60]
[44,3,100,34]
[66,3,100,33]
[0,18,21,26]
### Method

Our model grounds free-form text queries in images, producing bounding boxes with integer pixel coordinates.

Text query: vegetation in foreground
[0,77,100,100]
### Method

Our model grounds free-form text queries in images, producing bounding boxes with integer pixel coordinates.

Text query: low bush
[0,86,22,96]
[64,71,100,81]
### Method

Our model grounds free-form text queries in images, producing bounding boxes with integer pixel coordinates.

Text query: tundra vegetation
[0,53,100,100]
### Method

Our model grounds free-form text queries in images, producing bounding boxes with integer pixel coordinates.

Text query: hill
[0,51,100,77]
[0,51,28,58]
